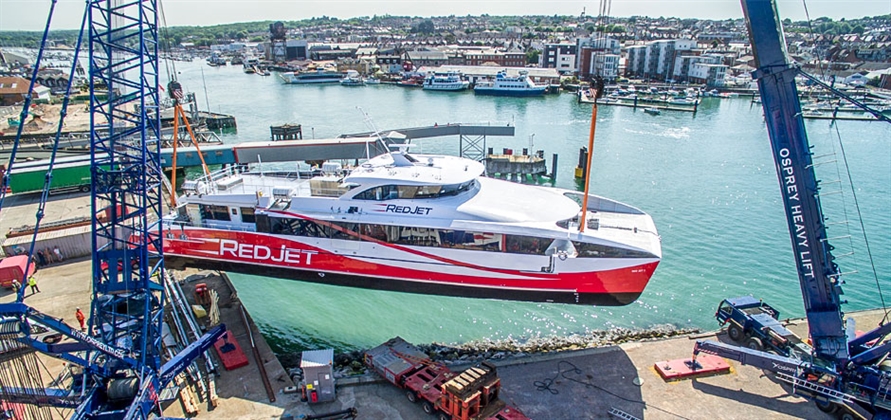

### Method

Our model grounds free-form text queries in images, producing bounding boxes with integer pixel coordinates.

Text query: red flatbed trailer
[364,337,529,420]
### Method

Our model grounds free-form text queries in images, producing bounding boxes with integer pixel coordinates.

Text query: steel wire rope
[32,345,72,419]
[533,360,692,419]
[0,0,62,212]
[17,7,89,303]
[829,122,889,323]
[799,0,829,83]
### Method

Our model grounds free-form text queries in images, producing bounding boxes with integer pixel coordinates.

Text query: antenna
[357,106,387,158]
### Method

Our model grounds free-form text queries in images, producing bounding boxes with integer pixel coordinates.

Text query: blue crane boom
[743,0,848,361]
[693,0,891,418]
[0,0,227,418]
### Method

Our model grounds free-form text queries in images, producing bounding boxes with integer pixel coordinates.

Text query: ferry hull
[160,227,659,306]
[165,255,645,305]
[474,88,545,97]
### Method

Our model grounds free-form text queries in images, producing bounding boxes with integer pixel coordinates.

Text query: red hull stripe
[161,227,658,295]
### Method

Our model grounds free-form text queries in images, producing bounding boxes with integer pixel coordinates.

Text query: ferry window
[328,222,360,241]
[200,205,231,221]
[241,207,256,224]
[505,235,548,255]
[270,217,328,238]
[572,241,655,258]
[415,185,442,198]
[255,213,270,232]
[397,186,418,199]
[354,185,400,201]
[359,224,388,241]
[439,230,501,251]
[391,226,442,247]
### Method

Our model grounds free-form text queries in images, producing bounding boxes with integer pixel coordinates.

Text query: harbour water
[174,61,891,354]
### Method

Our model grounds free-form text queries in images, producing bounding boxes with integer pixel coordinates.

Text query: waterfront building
[675,53,728,86]
[405,50,449,68]
[625,39,696,82]
[376,54,403,74]
[577,37,621,82]
[464,50,526,67]
[541,43,577,74]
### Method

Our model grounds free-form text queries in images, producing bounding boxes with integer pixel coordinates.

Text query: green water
[174,62,891,354]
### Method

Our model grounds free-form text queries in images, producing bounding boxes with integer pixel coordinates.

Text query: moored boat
[280,68,343,84]
[161,142,662,305]
[474,70,546,97]
[423,71,469,92]
[340,70,365,87]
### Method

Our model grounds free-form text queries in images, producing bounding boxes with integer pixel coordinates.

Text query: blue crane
[0,0,225,418]
[692,0,891,418]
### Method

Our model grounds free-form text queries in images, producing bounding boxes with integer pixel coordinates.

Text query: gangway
[342,123,516,161]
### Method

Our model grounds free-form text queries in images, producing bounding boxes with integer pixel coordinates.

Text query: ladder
[608,407,640,420]
[774,372,852,403]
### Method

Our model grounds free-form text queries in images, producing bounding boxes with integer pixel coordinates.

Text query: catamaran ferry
[161,141,661,305]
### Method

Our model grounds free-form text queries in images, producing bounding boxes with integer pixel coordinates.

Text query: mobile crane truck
[365,337,529,420]
[690,1,891,419]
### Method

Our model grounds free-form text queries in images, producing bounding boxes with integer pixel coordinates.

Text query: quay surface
[1,193,881,419]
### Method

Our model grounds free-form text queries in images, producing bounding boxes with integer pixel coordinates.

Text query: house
[0,76,32,106]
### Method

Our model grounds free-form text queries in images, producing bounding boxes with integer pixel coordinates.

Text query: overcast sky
[1,0,888,31]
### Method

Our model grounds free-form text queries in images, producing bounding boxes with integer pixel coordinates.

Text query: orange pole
[579,103,598,233]
[170,106,180,207]
[179,106,210,176]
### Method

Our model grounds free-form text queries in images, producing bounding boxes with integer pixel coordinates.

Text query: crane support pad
[654,354,730,380]
[214,331,249,370]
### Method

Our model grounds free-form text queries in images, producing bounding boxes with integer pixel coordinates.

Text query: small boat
[340,70,365,87]
[397,75,424,87]
[243,56,259,74]
[644,107,661,115]
[280,68,343,84]
[364,77,381,85]
[422,71,469,92]
[473,70,546,97]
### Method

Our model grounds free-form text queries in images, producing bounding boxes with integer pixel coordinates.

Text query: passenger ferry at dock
[474,70,546,97]
[161,141,661,305]
[279,68,343,84]
[422,71,470,92]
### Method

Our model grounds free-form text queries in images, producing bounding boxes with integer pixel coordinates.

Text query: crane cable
[17,9,90,304]
[799,0,829,83]
[0,0,62,212]
[799,0,889,323]
[829,122,889,324]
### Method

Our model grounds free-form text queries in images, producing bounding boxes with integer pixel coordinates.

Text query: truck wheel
[79,185,91,192]
[422,401,435,415]
[405,390,417,403]
[727,324,744,342]
[745,337,763,351]
[814,399,838,414]
[838,409,857,420]
[438,413,450,420]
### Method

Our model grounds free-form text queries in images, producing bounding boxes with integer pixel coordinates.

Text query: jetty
[578,90,700,113]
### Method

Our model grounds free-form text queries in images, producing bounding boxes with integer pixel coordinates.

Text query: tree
[418,19,435,34]
[526,49,540,64]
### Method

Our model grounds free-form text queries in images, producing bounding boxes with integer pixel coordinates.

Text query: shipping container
[1,156,93,194]
[2,224,108,262]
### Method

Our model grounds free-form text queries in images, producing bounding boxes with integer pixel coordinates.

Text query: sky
[0,0,888,31]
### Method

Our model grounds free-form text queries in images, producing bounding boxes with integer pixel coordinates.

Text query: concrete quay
[3,256,873,419]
